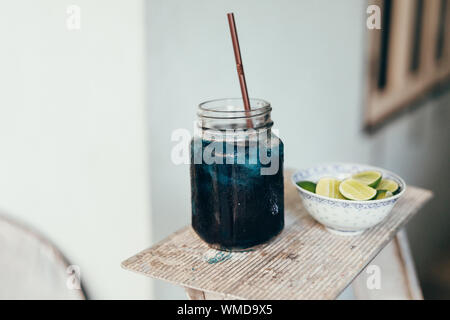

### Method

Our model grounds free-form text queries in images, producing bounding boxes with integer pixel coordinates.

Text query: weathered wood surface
[122,172,432,300]
[186,229,424,300]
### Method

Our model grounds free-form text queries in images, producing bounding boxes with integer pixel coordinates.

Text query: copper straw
[227,12,253,128]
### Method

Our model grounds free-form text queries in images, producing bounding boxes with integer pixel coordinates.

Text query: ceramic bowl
[291,163,406,235]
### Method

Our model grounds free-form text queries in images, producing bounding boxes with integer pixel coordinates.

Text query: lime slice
[374,190,393,200]
[296,181,316,193]
[316,178,345,199]
[352,170,382,188]
[376,179,399,193]
[339,179,377,201]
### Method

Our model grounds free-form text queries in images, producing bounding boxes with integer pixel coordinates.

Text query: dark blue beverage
[190,98,284,250]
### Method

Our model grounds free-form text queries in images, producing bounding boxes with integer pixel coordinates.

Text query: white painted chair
[0,214,86,299]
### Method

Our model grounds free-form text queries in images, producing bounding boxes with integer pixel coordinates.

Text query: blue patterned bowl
[291,163,406,235]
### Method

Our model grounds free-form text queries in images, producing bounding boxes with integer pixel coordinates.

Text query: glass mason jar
[190,98,284,250]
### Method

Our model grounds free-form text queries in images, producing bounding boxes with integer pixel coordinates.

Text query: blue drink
[190,99,284,250]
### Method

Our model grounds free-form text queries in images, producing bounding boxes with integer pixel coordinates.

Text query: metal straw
[227,12,253,128]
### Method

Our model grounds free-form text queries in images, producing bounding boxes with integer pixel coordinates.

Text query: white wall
[372,91,450,274]
[0,0,152,299]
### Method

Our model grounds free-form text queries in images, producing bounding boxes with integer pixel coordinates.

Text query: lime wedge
[339,179,377,201]
[352,170,382,188]
[316,178,345,199]
[376,179,399,193]
[296,181,316,193]
[374,190,393,200]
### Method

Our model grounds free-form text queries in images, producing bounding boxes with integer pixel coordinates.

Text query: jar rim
[198,98,271,119]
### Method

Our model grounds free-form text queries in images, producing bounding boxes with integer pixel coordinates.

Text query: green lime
[352,170,382,188]
[374,190,393,200]
[316,178,345,199]
[339,179,377,201]
[296,181,316,193]
[376,179,399,193]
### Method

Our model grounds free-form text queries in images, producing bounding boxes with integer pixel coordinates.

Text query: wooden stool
[122,171,431,300]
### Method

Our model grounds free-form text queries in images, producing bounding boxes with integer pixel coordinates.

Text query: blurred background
[0,0,448,299]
